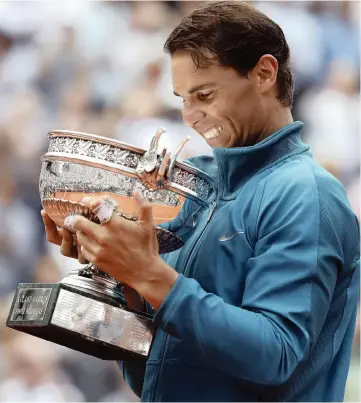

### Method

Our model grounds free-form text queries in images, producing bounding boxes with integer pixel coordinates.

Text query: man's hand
[41,204,152,312]
[63,192,179,310]
[41,210,88,264]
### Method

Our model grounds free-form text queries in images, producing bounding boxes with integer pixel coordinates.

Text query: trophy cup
[6,129,212,361]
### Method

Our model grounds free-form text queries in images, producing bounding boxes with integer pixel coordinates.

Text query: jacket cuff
[153,274,188,337]
[144,300,155,316]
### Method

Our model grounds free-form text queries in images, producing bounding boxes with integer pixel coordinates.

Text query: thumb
[133,190,154,227]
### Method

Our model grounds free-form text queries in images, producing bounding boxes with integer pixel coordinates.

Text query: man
[41,1,360,401]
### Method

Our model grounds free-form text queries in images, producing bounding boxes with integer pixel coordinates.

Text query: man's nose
[182,105,205,127]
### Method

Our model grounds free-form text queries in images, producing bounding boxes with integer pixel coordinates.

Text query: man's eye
[198,92,213,101]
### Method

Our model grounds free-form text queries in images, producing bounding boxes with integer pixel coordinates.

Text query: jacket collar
[189,121,309,201]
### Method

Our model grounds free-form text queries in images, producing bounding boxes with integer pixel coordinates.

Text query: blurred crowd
[0,1,359,402]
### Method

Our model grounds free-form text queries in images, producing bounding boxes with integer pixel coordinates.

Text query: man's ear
[253,54,279,94]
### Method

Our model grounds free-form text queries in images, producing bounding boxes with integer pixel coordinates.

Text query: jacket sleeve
[121,359,147,398]
[152,171,347,385]
[121,197,201,396]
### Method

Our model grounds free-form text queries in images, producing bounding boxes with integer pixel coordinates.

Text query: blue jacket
[122,121,360,402]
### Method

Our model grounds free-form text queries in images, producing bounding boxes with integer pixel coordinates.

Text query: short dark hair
[164,1,294,107]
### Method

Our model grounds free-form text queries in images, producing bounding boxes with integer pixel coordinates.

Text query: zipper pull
[207,200,217,222]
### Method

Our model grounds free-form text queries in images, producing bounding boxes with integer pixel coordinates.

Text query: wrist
[122,284,146,312]
[133,257,179,310]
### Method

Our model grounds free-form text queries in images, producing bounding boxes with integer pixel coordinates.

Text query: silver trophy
[7,129,212,361]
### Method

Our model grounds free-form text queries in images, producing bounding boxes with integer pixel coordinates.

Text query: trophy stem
[61,264,126,306]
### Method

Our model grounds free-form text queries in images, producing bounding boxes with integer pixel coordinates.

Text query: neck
[243,105,293,147]
[212,121,306,198]
[259,106,294,143]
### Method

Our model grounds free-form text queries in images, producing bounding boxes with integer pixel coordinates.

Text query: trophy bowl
[7,128,213,361]
[40,129,212,245]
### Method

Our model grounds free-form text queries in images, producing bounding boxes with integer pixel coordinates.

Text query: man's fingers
[81,194,110,208]
[80,246,95,264]
[153,229,159,251]
[61,227,75,244]
[62,229,88,262]
[41,210,62,245]
[60,228,78,258]
[133,191,154,226]
[138,202,154,227]
[64,214,101,237]
[77,244,89,264]
[76,230,98,254]
[81,195,118,225]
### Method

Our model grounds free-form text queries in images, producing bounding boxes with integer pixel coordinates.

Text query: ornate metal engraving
[40,160,181,206]
[48,136,139,169]
[46,132,212,202]
[172,167,210,199]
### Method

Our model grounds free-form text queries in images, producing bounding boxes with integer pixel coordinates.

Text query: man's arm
[120,198,196,397]
[68,171,357,386]
[140,170,357,385]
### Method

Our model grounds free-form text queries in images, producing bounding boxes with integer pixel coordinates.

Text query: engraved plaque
[10,288,52,322]
[51,289,153,356]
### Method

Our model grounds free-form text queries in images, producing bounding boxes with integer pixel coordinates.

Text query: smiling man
[171,52,293,149]
[42,1,360,402]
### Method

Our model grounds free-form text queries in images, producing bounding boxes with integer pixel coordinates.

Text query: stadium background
[0,1,359,401]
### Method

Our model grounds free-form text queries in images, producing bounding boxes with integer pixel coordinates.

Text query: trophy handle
[142,128,166,173]
[168,136,191,182]
[136,129,191,191]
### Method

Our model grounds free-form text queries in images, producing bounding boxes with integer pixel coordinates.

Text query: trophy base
[6,282,154,361]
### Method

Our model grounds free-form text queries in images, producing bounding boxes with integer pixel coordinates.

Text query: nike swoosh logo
[219,231,245,242]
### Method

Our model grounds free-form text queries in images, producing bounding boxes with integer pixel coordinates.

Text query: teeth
[204,126,222,140]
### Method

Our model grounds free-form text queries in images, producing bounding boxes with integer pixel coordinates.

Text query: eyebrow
[173,82,217,97]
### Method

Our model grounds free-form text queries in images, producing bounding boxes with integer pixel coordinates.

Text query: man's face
[171,50,266,148]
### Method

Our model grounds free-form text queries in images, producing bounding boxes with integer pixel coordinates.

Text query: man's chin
[207,140,232,149]
[206,136,225,148]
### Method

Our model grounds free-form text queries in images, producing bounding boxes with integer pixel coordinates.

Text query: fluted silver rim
[43,130,214,205]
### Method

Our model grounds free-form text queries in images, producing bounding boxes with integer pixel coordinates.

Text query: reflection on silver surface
[40,160,182,208]
[44,130,212,201]
[51,289,154,356]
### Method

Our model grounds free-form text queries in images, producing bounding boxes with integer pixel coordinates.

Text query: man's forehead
[171,51,206,73]
[171,52,224,92]
[171,53,237,95]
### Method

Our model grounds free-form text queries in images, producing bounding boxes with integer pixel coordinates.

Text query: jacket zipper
[183,199,217,277]
[152,199,217,401]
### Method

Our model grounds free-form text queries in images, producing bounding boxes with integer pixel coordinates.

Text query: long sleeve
[121,359,147,398]
[121,197,201,395]
[152,169,349,385]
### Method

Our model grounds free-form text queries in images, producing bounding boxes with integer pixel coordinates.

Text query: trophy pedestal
[6,282,154,361]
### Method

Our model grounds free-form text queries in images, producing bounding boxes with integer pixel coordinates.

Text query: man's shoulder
[259,156,358,244]
[265,154,345,199]
[257,154,356,227]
